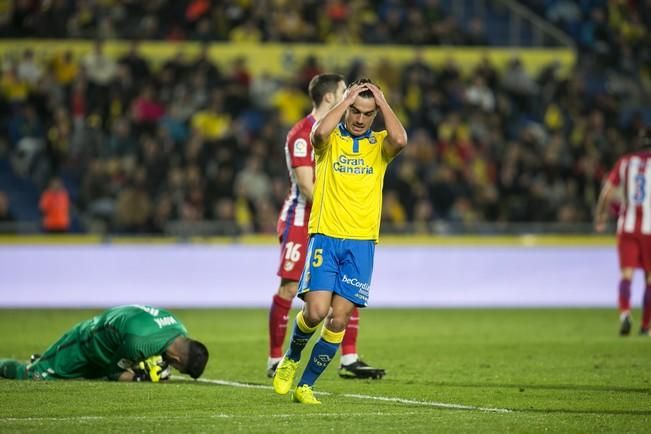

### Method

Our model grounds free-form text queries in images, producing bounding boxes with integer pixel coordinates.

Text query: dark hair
[347,77,377,99]
[185,339,209,379]
[308,73,344,106]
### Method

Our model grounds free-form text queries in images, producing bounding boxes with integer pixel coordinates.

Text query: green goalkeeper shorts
[27,327,95,380]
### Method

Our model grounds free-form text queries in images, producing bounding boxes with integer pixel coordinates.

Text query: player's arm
[116,371,136,381]
[294,166,314,202]
[120,334,174,382]
[366,83,408,159]
[594,179,616,232]
[107,370,139,381]
[311,83,369,151]
[113,356,171,382]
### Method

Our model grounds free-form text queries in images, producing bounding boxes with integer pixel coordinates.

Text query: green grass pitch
[1,308,650,433]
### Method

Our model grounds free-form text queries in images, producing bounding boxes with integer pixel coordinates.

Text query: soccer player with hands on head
[595,127,651,336]
[273,77,407,404]
[268,73,385,381]
[0,305,209,381]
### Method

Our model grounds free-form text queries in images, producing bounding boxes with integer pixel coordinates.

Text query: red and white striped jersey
[278,114,315,228]
[608,151,651,235]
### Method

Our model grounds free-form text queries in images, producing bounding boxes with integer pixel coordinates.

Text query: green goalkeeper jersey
[76,305,187,378]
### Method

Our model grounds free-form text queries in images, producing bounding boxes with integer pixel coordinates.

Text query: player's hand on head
[343,83,368,104]
[365,83,387,105]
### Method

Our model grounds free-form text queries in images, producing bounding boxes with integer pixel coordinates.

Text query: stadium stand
[0,0,649,235]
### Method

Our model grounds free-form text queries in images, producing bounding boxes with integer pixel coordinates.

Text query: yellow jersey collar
[338,122,372,153]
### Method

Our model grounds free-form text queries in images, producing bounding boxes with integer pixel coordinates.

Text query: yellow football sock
[320,326,345,344]
[296,311,319,334]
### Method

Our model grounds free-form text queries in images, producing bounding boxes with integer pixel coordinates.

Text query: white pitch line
[211,411,423,419]
[342,393,511,413]
[183,376,512,413]
[2,412,423,423]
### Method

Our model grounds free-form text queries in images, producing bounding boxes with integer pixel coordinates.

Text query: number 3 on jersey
[312,248,323,267]
[634,173,647,204]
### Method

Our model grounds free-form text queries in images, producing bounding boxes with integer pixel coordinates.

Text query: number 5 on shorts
[312,248,323,267]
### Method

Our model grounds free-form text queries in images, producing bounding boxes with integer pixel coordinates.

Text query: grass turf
[1,308,650,433]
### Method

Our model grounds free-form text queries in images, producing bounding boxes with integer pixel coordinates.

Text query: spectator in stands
[80,159,114,233]
[191,91,231,141]
[113,171,151,233]
[234,156,272,206]
[465,75,495,112]
[0,191,14,223]
[1,62,29,104]
[118,41,150,86]
[16,49,43,87]
[9,104,45,178]
[464,17,489,46]
[83,40,117,87]
[130,85,165,132]
[39,177,70,233]
[229,19,263,43]
[271,79,311,127]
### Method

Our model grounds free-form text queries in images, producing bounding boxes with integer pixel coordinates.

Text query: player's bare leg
[301,290,334,327]
[268,279,298,377]
[619,267,634,336]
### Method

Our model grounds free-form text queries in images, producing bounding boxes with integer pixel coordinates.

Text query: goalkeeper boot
[339,359,386,379]
[0,360,27,379]
[291,384,321,405]
[619,314,632,336]
[272,356,299,395]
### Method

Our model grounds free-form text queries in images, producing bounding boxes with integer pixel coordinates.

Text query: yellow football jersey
[309,124,393,241]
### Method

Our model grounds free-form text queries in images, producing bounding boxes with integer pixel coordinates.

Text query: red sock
[619,279,631,313]
[642,285,651,329]
[341,307,359,355]
[269,294,292,358]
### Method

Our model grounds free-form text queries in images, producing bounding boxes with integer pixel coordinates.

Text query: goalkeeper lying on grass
[0,305,209,382]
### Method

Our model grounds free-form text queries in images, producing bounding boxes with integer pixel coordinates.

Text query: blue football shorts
[297,233,375,307]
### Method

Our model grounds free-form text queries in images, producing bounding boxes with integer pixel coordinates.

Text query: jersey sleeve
[287,128,313,168]
[314,128,337,160]
[377,130,394,162]
[607,158,623,186]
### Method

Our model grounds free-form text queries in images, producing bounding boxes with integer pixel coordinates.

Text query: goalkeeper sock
[286,311,318,362]
[341,307,359,356]
[0,359,28,380]
[269,294,292,359]
[298,326,344,387]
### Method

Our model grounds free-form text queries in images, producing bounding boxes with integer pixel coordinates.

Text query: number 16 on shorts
[277,224,309,280]
[283,241,303,270]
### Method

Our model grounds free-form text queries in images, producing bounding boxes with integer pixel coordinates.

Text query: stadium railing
[0,39,575,79]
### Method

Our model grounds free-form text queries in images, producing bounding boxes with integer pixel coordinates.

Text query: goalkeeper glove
[132,355,170,382]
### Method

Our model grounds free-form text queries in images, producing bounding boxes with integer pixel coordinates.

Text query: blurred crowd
[525,0,651,82]
[0,0,649,235]
[0,0,488,46]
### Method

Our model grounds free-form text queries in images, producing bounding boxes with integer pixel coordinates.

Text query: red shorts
[276,220,309,281]
[617,232,651,270]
